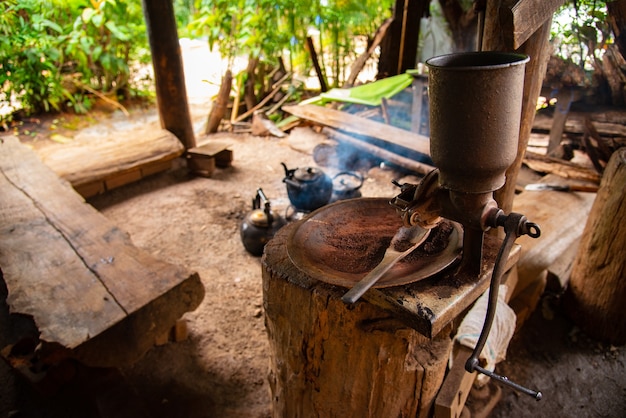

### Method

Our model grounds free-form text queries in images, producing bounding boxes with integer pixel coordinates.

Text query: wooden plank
[523,151,601,183]
[0,169,126,348]
[0,136,204,364]
[434,346,476,418]
[283,104,431,157]
[36,128,184,188]
[512,174,596,297]
[501,0,565,49]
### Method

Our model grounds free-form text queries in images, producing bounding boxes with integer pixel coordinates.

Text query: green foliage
[551,0,611,70]
[1,0,71,115]
[1,0,150,121]
[65,0,148,95]
[186,0,393,86]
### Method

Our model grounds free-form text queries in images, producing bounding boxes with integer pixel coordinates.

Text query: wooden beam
[500,0,565,49]
[283,104,431,157]
[483,0,555,214]
[142,0,195,149]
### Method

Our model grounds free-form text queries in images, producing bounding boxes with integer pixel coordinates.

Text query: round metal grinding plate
[286,198,462,289]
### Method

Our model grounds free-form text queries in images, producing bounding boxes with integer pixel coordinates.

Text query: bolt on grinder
[345,52,543,399]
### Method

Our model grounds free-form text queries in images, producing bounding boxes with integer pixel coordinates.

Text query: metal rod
[473,364,543,400]
[465,212,543,400]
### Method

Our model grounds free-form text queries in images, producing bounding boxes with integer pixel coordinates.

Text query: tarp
[301,73,414,107]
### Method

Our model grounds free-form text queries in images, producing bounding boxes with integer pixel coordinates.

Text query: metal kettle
[330,171,364,202]
[281,162,333,212]
[240,189,287,256]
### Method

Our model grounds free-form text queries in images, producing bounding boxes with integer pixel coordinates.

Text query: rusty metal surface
[287,198,462,289]
[426,52,529,193]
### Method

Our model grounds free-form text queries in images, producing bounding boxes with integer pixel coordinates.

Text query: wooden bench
[0,136,204,375]
[34,128,185,198]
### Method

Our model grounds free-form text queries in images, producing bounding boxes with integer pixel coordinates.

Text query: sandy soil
[1,40,625,418]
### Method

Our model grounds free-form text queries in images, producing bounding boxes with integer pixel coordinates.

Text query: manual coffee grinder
[383,52,542,398]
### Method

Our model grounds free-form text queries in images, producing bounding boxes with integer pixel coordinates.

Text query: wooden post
[564,148,626,345]
[482,0,558,213]
[142,0,196,149]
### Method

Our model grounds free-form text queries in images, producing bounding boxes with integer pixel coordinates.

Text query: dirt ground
[1,41,625,417]
[2,111,625,417]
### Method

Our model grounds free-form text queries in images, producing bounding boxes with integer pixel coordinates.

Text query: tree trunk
[608,0,626,59]
[262,223,452,418]
[437,0,479,52]
[378,0,428,78]
[564,148,626,345]
[244,55,259,112]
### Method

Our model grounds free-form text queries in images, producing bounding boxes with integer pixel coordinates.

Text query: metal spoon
[341,226,430,304]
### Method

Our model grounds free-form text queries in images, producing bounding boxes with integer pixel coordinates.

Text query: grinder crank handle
[465,211,543,401]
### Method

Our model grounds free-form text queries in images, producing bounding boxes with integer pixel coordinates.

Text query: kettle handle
[333,171,364,190]
[281,162,296,178]
[254,188,274,226]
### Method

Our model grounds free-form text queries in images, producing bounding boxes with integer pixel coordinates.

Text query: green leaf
[105,21,130,41]
[81,7,96,23]
[40,19,63,33]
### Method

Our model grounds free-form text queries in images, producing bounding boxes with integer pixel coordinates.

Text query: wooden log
[234,72,290,123]
[344,17,392,88]
[244,55,260,113]
[261,198,525,416]
[262,223,452,418]
[35,128,184,197]
[205,69,232,134]
[533,110,626,137]
[564,148,626,345]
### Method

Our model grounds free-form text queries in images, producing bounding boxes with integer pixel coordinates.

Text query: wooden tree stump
[262,223,452,418]
[564,148,626,345]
